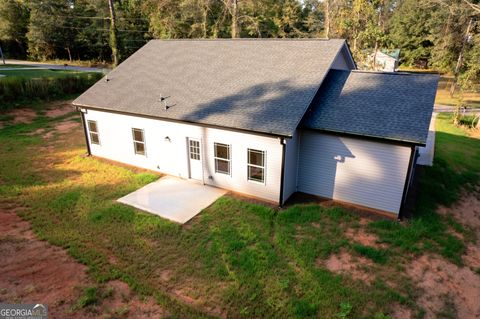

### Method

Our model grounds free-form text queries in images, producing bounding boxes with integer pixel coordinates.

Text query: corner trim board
[80,111,91,156]
[398,146,416,219]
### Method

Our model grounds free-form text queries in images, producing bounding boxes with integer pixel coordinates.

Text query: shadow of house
[298,133,355,199]
[178,80,318,136]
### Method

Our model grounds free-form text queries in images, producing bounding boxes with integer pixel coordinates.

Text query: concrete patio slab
[117,176,227,224]
[417,112,437,166]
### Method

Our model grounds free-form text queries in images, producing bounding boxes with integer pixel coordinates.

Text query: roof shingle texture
[73,39,347,137]
[302,70,439,145]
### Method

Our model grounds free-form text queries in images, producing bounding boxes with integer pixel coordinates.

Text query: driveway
[117,176,227,224]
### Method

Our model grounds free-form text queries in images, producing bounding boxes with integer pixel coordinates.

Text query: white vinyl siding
[282,130,300,203]
[84,109,282,203]
[297,131,411,214]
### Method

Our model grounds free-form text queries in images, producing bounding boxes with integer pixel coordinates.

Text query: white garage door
[297,131,412,214]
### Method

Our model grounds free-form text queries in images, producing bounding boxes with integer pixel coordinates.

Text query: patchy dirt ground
[321,193,480,319]
[322,250,374,284]
[345,219,386,248]
[0,206,167,318]
[6,108,37,125]
[438,189,480,230]
[44,100,76,118]
[407,255,480,319]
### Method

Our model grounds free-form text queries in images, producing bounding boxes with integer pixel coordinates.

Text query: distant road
[1,59,109,73]
[434,104,480,114]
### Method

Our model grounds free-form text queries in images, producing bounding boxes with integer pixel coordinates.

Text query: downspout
[79,108,91,156]
[398,146,416,220]
[279,137,287,207]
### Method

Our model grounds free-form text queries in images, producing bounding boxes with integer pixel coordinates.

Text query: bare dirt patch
[98,280,167,318]
[42,120,80,139]
[54,120,79,132]
[390,303,413,319]
[0,207,89,317]
[464,243,480,270]
[7,108,37,124]
[438,190,480,230]
[407,254,480,319]
[0,207,167,318]
[45,101,75,118]
[345,225,385,248]
[322,250,374,283]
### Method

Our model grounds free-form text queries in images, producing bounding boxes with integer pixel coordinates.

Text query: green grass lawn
[0,104,479,318]
[397,68,480,108]
[0,68,99,79]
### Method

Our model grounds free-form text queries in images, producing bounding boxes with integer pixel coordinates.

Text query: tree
[0,0,29,57]
[389,0,435,66]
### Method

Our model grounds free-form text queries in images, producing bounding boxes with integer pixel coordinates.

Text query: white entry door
[188,138,203,181]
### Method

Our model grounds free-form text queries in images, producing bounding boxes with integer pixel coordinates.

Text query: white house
[368,49,400,72]
[73,39,438,217]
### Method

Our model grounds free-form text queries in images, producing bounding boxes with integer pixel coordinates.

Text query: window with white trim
[247,149,265,183]
[87,120,100,145]
[214,143,230,175]
[132,128,146,156]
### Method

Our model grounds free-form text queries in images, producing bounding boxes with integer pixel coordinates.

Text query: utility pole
[450,18,473,96]
[0,44,5,65]
[108,0,119,67]
[231,0,239,38]
[324,0,330,39]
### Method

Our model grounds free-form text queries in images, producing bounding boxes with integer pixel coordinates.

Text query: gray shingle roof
[73,39,347,137]
[302,70,439,145]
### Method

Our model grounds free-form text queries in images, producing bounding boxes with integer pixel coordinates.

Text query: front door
[188,138,203,180]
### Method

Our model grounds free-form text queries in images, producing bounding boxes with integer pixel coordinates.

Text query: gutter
[78,107,91,156]
[278,137,287,207]
[303,127,426,147]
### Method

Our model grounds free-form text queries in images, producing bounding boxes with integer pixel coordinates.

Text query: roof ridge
[148,38,344,42]
[351,70,439,76]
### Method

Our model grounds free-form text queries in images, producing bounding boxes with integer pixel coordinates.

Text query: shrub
[0,73,102,110]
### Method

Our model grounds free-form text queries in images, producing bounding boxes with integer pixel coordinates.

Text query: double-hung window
[247,149,265,183]
[214,143,231,175]
[132,128,146,156]
[87,120,100,145]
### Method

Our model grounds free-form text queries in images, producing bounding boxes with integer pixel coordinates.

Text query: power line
[54,15,149,21]
[55,25,149,33]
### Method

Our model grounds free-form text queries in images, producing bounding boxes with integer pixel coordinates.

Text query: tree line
[0,0,479,87]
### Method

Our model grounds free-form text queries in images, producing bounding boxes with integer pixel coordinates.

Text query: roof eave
[72,102,292,139]
[304,127,426,147]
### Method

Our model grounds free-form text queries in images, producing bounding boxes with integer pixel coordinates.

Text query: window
[247,149,265,183]
[87,120,100,145]
[132,128,146,155]
[189,139,200,160]
[214,143,230,175]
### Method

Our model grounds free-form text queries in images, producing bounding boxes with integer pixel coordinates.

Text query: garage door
[297,131,411,214]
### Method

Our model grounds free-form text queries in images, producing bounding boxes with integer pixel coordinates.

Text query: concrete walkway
[417,113,437,166]
[117,176,227,224]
